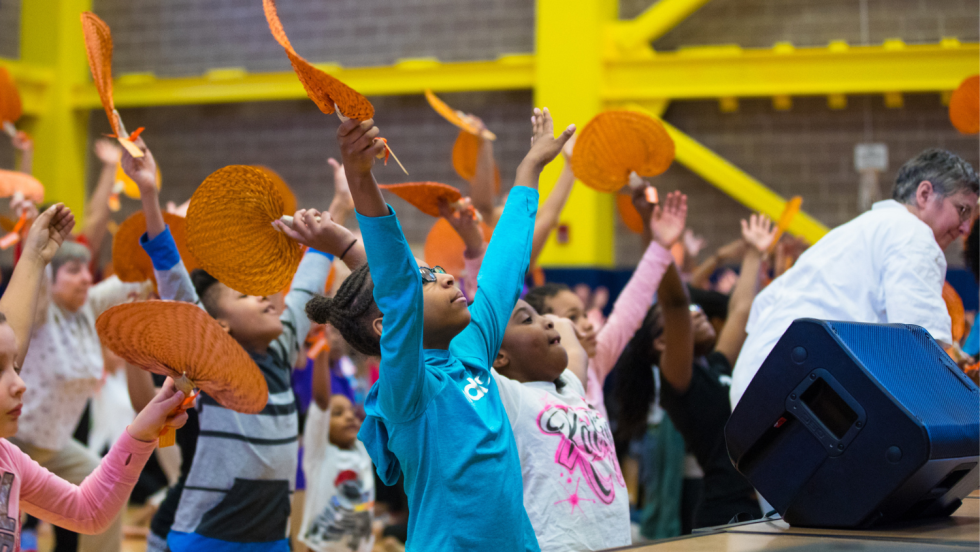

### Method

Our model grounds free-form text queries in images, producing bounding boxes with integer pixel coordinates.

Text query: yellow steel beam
[73,55,535,109]
[19,0,93,218]
[535,0,618,268]
[609,0,713,54]
[605,39,979,101]
[628,103,829,244]
[0,58,55,117]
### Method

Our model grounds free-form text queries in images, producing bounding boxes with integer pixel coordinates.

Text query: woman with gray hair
[8,238,152,552]
[730,148,979,410]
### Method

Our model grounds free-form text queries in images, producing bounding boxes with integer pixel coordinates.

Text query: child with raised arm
[525,189,688,420]
[0,204,189,547]
[306,108,574,550]
[121,138,367,552]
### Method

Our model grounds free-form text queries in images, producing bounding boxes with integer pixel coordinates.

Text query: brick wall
[621,0,980,47]
[92,0,534,77]
[86,90,533,265]
[0,0,18,59]
[615,94,980,268]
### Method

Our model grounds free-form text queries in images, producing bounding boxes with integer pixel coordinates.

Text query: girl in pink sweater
[525,189,688,419]
[0,204,189,551]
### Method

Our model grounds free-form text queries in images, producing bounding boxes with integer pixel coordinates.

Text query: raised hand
[682,229,706,258]
[9,194,38,222]
[94,139,122,166]
[273,208,357,257]
[650,190,687,249]
[337,119,386,177]
[522,108,576,172]
[561,132,577,162]
[22,203,75,264]
[127,377,192,443]
[741,213,776,253]
[10,131,31,152]
[120,137,159,195]
[327,157,355,224]
[438,197,485,258]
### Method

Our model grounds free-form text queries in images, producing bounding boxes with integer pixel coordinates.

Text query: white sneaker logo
[464,375,489,402]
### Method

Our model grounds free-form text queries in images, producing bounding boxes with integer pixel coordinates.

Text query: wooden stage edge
[613,492,979,551]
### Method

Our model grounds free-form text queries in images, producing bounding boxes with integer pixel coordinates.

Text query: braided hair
[306,263,381,356]
[612,303,664,442]
[524,282,570,315]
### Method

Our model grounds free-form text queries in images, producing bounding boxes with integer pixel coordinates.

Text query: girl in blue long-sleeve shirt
[304,109,574,551]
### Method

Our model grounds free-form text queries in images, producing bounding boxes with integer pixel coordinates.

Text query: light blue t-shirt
[357,186,541,552]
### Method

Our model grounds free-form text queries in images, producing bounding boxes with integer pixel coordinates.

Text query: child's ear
[215,318,231,334]
[653,334,667,354]
[371,316,383,339]
[492,350,510,370]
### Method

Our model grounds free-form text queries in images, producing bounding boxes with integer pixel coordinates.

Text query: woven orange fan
[0,67,22,138]
[252,166,298,216]
[571,111,675,193]
[113,212,198,285]
[424,217,494,280]
[116,164,161,200]
[379,182,464,217]
[452,131,501,192]
[80,12,144,159]
[186,165,303,297]
[424,90,496,141]
[943,282,966,343]
[616,194,645,234]
[949,75,979,135]
[97,301,269,446]
[767,196,803,254]
[0,169,44,204]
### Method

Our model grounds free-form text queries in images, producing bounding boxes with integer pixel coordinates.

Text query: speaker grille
[828,322,979,459]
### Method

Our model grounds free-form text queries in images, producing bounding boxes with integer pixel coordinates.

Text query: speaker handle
[786,369,867,457]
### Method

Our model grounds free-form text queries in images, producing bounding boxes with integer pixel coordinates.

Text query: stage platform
[618,491,978,551]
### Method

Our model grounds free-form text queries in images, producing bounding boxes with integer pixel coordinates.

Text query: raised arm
[714,214,775,366]
[469,121,500,226]
[0,205,74,366]
[530,134,577,265]
[80,140,122,258]
[11,131,32,174]
[592,191,686,385]
[437,197,486,299]
[451,108,575,366]
[656,262,695,393]
[326,157,355,227]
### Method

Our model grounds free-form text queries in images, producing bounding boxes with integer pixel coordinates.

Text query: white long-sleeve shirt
[730,200,952,409]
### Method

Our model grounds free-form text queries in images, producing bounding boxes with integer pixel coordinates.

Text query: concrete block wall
[92,0,534,77]
[0,0,19,59]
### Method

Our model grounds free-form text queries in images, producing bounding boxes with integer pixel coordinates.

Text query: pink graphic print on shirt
[537,403,624,505]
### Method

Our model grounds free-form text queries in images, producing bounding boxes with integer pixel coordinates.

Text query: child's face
[328,395,360,449]
[496,300,567,383]
[418,259,471,345]
[0,325,26,439]
[51,261,93,313]
[544,290,597,358]
[212,283,284,352]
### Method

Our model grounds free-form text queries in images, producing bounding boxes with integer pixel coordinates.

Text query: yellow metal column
[535,0,618,267]
[20,0,92,217]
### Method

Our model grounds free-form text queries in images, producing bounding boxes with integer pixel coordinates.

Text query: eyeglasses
[949,199,976,224]
[419,266,446,284]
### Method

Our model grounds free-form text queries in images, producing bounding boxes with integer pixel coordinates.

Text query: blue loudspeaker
[726,319,979,528]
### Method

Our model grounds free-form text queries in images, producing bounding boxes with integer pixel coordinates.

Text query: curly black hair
[612,303,664,441]
[966,217,979,283]
[523,282,571,315]
[305,263,381,356]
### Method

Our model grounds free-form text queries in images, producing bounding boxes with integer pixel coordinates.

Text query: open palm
[650,190,687,248]
[741,213,776,253]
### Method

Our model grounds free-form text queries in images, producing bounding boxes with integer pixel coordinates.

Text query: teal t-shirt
[357,186,541,552]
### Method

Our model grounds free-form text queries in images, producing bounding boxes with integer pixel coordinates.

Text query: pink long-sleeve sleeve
[16,430,155,534]
[586,241,673,418]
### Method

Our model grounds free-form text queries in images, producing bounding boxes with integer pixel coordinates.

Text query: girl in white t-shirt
[300,393,375,552]
[491,299,631,551]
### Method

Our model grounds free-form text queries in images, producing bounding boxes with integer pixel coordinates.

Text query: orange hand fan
[97,301,269,447]
[80,12,144,159]
[767,196,803,254]
[113,212,198,286]
[262,0,407,174]
[186,165,303,297]
[0,212,27,250]
[942,282,966,343]
[424,90,496,141]
[116,163,162,200]
[949,75,979,135]
[379,182,467,217]
[0,169,44,204]
[452,131,501,193]
[0,67,22,138]
[616,194,645,234]
[252,166,298,216]
[424,217,494,280]
[571,110,675,192]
